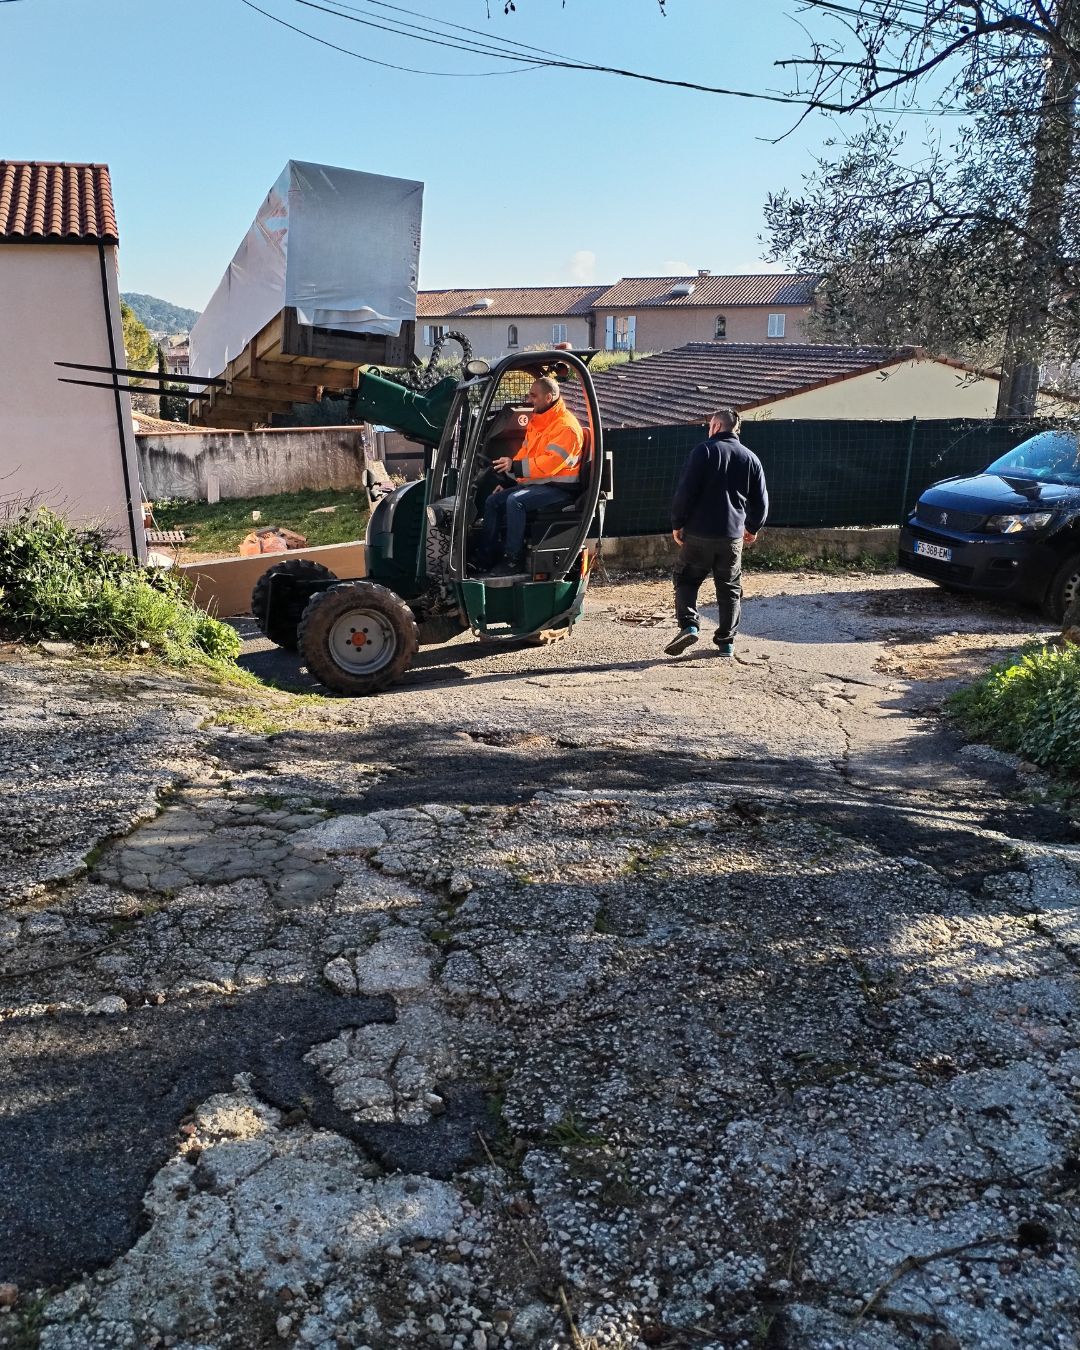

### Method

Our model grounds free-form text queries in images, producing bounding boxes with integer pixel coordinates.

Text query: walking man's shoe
[713,635,734,657]
[665,625,699,656]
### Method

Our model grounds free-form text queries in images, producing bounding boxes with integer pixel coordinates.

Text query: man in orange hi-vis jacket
[478,374,584,575]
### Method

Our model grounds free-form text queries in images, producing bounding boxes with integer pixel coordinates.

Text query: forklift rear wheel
[251,558,337,651]
[297,582,419,695]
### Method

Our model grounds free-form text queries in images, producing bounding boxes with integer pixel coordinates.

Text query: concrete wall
[137,425,369,500]
[594,305,812,353]
[416,314,594,362]
[599,526,900,571]
[0,243,144,556]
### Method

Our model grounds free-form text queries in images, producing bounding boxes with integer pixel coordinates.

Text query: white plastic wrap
[190,160,423,380]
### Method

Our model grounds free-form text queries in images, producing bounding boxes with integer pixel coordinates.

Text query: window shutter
[627,316,636,349]
[605,315,614,350]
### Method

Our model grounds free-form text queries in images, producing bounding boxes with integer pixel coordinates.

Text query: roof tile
[417,285,608,319]
[593,274,817,310]
[0,161,119,244]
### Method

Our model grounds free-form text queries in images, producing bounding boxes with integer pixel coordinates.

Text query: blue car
[899,430,1080,620]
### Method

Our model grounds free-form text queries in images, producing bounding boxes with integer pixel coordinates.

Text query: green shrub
[0,507,240,665]
[948,641,1080,773]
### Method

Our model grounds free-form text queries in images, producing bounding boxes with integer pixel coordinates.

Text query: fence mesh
[604,418,1051,536]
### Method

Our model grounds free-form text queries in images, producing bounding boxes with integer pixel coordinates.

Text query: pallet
[190,309,416,430]
[146,530,187,545]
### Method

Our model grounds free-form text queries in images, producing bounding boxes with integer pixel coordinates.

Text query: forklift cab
[425,350,608,630]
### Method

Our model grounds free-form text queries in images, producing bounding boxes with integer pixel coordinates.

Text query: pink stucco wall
[0,243,143,556]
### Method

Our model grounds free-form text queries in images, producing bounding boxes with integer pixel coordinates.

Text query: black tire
[250,559,337,651]
[1043,553,1080,622]
[297,582,419,695]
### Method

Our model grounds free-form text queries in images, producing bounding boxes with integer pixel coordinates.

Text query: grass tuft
[153,489,369,558]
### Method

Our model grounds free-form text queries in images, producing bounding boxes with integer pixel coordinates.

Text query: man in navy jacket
[665,409,769,657]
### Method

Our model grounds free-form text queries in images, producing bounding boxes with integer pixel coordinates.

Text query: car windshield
[986,431,1080,485]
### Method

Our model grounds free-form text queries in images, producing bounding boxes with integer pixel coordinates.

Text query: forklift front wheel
[297,582,419,695]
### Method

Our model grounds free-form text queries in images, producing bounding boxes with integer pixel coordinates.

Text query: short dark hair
[711,408,742,435]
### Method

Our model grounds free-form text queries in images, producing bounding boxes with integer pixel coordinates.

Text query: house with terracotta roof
[415,272,817,363]
[415,285,607,362]
[0,161,143,557]
[584,342,1074,430]
[591,272,817,354]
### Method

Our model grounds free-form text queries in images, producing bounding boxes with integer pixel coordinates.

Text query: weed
[0,507,239,667]
[745,548,895,575]
[4,1293,47,1350]
[593,908,615,934]
[949,641,1080,775]
[544,1112,607,1148]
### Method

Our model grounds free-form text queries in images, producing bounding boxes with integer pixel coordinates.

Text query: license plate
[915,540,952,562]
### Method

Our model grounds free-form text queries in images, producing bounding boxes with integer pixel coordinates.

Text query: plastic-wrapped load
[190,161,423,380]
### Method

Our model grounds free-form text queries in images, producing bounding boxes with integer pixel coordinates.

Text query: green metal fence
[604,418,1051,536]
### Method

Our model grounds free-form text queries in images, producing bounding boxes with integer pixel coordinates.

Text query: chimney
[697,268,711,277]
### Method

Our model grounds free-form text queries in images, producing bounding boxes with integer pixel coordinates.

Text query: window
[423,324,446,346]
[714,315,727,340]
[507,324,519,347]
[767,313,786,338]
[552,323,568,344]
[604,315,636,351]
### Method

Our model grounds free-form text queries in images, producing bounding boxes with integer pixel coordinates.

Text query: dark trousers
[480,484,573,562]
[674,533,743,640]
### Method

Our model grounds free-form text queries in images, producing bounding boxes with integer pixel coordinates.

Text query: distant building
[416,286,606,363]
[0,161,144,557]
[415,272,817,362]
[590,273,817,354]
[163,335,189,379]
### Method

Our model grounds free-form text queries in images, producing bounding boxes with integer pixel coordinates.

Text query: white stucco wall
[743,358,1067,421]
[0,243,143,556]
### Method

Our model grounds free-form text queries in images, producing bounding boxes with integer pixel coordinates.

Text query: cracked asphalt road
[2,570,1080,1350]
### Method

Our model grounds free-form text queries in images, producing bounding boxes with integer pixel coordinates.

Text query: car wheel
[1043,553,1080,623]
[297,582,418,695]
[250,558,337,650]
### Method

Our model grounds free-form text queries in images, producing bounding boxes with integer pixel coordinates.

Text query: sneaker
[713,637,734,657]
[665,625,699,656]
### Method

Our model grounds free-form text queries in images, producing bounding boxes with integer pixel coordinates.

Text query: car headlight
[985,511,1054,534]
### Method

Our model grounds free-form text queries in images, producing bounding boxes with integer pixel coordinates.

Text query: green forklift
[250,348,611,695]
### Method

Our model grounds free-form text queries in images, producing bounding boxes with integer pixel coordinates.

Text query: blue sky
[3,0,853,309]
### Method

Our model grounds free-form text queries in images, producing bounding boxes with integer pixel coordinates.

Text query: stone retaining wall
[599,526,900,571]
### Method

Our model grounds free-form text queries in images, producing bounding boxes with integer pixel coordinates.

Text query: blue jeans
[480,484,574,562]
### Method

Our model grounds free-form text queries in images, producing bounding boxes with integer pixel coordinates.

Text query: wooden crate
[190,310,416,430]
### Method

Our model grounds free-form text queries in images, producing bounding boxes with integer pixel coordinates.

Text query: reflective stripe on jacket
[512,398,584,485]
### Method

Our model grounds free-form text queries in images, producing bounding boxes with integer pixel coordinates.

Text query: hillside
[121,293,200,335]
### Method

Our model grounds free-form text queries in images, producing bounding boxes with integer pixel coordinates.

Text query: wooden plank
[205,396,298,416]
[253,358,359,388]
[254,313,284,360]
[229,376,327,401]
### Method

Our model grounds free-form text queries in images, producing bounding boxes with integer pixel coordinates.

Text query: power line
[278,0,974,112]
[238,0,539,75]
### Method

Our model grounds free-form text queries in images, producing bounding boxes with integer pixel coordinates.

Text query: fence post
[898,417,917,524]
